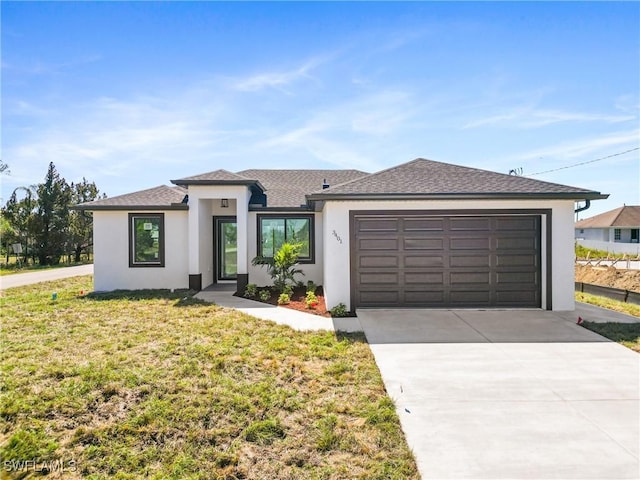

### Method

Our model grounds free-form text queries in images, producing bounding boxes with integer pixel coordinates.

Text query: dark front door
[215,217,237,281]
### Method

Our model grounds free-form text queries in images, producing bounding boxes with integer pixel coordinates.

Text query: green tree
[0,212,17,263]
[69,178,101,262]
[3,186,38,264]
[34,162,71,265]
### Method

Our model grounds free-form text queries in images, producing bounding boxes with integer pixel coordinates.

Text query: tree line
[0,162,104,266]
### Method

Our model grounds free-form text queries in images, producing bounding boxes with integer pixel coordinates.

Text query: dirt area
[575,264,640,292]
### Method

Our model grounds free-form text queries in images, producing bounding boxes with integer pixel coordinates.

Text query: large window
[129,213,165,267]
[258,215,314,262]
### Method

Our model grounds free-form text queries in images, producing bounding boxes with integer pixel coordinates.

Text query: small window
[129,213,165,267]
[579,229,584,234]
[258,215,314,262]
[614,228,621,241]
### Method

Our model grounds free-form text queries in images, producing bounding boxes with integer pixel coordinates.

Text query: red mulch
[260,287,331,318]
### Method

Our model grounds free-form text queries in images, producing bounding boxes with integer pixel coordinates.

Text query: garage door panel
[404,238,444,250]
[496,217,538,231]
[449,255,491,267]
[450,237,491,250]
[404,272,444,284]
[450,217,491,230]
[496,254,538,267]
[359,272,398,284]
[359,291,399,304]
[404,255,444,267]
[353,213,541,308]
[496,291,538,304]
[450,272,490,284]
[403,218,444,231]
[359,255,399,268]
[359,238,398,250]
[496,272,539,285]
[495,237,538,250]
[450,291,491,304]
[357,219,399,232]
[404,291,446,303]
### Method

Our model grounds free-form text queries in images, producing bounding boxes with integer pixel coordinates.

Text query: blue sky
[2,1,638,217]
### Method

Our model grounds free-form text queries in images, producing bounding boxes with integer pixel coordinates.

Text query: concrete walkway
[359,309,640,479]
[0,264,94,290]
[195,287,360,332]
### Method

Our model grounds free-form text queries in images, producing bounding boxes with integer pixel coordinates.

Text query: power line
[526,146,639,177]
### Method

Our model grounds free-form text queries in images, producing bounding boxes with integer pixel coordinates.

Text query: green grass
[576,292,640,318]
[576,292,640,352]
[575,244,628,260]
[580,322,640,352]
[0,276,418,479]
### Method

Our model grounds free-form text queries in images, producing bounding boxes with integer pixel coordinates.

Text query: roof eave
[306,192,609,201]
[170,179,266,191]
[72,204,189,211]
[248,205,313,212]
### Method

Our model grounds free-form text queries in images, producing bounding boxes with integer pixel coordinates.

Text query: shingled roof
[238,169,367,208]
[75,185,187,210]
[307,158,607,200]
[575,205,640,228]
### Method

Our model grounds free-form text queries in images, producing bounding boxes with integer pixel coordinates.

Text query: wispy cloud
[2,55,102,76]
[231,56,327,93]
[512,129,640,163]
[463,106,634,129]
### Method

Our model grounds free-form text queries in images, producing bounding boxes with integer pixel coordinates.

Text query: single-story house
[575,205,640,255]
[76,158,608,311]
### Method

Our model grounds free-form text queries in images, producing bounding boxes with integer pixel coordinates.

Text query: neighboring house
[76,158,607,311]
[575,205,640,255]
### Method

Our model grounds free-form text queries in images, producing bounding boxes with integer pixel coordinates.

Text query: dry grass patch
[1,276,418,479]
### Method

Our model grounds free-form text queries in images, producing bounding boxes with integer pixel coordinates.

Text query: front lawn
[0,276,418,479]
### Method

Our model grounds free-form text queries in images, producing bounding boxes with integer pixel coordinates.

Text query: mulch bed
[260,286,331,318]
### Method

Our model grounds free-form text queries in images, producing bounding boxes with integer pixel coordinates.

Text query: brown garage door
[352,213,541,308]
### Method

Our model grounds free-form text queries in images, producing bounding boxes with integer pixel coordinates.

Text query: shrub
[282,284,294,296]
[259,289,272,302]
[306,280,317,294]
[305,291,319,309]
[329,303,349,317]
[252,242,304,293]
[244,283,258,299]
[277,293,291,305]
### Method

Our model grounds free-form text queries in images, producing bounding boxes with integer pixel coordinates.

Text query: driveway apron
[359,309,640,479]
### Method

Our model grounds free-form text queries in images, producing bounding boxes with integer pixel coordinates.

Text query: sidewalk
[0,264,94,290]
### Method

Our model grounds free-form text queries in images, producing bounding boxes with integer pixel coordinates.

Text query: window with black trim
[614,228,621,241]
[258,215,314,262]
[129,213,165,267]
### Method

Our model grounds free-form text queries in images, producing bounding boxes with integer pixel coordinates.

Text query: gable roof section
[239,169,368,208]
[171,169,265,189]
[75,185,188,211]
[575,205,640,228]
[307,158,607,201]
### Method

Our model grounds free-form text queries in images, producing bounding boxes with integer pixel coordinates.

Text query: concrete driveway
[359,309,640,479]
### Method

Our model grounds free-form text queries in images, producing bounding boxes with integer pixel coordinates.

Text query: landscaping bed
[248,286,331,317]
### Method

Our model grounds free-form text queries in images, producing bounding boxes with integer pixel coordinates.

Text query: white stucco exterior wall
[322,199,578,312]
[93,210,189,291]
[187,185,250,287]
